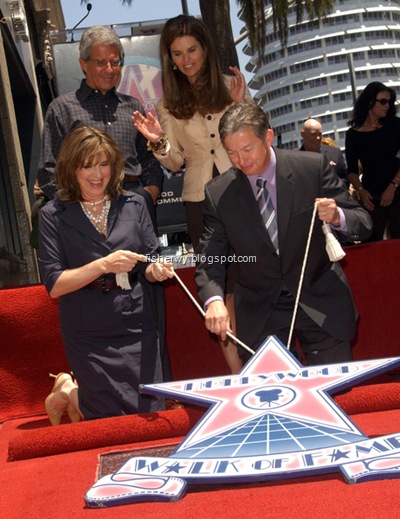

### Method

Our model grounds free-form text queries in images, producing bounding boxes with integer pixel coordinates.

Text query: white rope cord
[172,269,256,356]
[172,200,319,357]
[286,201,318,350]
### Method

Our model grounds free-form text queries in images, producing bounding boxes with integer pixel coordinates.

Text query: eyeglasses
[87,58,122,69]
[375,98,392,106]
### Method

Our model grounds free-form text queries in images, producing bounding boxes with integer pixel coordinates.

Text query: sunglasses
[375,98,392,106]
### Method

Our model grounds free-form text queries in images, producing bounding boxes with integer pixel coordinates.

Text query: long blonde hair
[55,126,124,202]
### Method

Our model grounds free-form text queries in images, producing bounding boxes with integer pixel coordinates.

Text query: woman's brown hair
[160,15,232,119]
[55,126,124,202]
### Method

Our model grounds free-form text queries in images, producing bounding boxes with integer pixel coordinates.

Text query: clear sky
[60,0,250,78]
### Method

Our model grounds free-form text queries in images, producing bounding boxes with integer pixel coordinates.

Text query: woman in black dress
[39,126,173,424]
[346,82,400,241]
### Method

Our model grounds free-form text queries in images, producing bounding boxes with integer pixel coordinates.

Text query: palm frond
[236,0,333,64]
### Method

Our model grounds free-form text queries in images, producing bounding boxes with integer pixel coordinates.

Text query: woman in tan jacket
[133,14,253,373]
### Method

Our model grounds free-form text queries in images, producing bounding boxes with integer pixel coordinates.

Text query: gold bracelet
[147,133,168,153]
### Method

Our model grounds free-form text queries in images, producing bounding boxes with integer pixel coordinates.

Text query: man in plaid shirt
[37,25,163,223]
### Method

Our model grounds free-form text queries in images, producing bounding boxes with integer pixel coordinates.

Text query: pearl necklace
[80,197,111,236]
[80,195,108,213]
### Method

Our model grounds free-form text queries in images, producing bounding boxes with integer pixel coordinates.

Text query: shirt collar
[79,79,122,103]
[247,147,277,193]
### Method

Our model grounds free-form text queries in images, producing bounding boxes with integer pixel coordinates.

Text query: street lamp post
[181,0,189,15]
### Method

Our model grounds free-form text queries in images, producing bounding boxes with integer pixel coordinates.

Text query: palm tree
[199,0,240,71]
[235,0,333,60]
[80,0,333,73]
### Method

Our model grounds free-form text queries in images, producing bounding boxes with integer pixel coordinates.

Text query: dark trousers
[185,201,205,251]
[185,164,220,251]
[244,294,352,366]
[367,192,400,242]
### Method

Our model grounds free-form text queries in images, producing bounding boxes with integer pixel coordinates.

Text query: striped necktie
[256,177,279,253]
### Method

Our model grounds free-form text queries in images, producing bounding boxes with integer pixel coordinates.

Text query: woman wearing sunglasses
[345,81,400,241]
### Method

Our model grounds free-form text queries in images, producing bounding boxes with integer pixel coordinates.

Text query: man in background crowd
[300,118,348,188]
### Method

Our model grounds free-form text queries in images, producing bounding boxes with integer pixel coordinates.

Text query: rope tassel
[116,272,132,290]
[321,222,346,262]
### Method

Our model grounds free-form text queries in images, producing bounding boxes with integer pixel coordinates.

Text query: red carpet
[0,279,228,424]
[1,392,400,519]
[7,407,204,461]
[4,383,400,462]
[2,240,400,517]
[2,241,400,423]
[0,284,69,423]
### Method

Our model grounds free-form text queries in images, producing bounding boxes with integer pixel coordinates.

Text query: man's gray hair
[79,25,124,61]
[219,103,270,142]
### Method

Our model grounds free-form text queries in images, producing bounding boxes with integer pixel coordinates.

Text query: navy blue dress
[38,192,164,419]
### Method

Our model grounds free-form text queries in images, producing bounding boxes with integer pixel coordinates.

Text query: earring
[172,63,177,71]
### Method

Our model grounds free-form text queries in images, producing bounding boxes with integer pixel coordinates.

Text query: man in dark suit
[195,103,372,367]
[300,118,348,187]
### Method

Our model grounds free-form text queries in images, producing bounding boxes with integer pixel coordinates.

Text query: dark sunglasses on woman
[375,98,392,105]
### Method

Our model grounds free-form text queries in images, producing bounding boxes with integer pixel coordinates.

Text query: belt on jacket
[85,273,137,293]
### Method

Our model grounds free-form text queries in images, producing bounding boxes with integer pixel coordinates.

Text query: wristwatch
[390,182,399,188]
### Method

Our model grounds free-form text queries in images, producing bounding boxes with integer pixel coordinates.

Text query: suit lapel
[60,201,111,249]
[236,150,296,250]
[275,148,295,245]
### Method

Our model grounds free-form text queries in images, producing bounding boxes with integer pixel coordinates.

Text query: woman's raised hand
[228,66,246,103]
[132,111,163,143]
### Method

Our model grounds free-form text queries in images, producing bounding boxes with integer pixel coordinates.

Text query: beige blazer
[153,76,253,202]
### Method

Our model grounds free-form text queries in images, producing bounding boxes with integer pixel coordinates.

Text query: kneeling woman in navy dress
[39,125,173,424]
